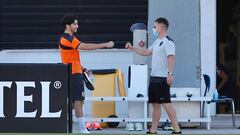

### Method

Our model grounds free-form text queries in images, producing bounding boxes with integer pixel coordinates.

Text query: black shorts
[71,73,85,102]
[148,76,171,103]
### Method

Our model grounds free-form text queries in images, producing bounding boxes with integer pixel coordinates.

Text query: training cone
[86,122,93,131]
[93,122,102,130]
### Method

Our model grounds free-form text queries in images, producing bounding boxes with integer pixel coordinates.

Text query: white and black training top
[148,36,175,77]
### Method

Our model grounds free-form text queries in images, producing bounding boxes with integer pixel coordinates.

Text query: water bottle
[213,90,219,100]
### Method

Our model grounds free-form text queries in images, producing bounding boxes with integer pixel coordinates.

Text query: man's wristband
[168,72,173,76]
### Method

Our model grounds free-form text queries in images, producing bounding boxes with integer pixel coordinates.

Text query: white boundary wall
[200,0,217,115]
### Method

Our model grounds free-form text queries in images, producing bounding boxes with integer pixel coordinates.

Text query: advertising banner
[0,64,69,133]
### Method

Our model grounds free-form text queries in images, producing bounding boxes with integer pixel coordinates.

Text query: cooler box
[128,65,148,118]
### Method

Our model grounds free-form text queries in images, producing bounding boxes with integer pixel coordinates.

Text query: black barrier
[0,63,71,133]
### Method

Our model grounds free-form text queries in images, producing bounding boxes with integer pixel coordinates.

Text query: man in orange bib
[59,14,114,133]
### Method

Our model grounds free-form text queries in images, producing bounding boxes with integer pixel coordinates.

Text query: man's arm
[125,42,152,56]
[217,70,229,90]
[167,55,175,85]
[77,41,114,50]
[168,55,175,74]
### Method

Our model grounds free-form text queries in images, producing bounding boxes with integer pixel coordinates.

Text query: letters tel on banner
[0,64,70,133]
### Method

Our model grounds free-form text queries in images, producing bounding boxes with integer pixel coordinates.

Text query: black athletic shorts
[71,73,85,102]
[148,76,171,103]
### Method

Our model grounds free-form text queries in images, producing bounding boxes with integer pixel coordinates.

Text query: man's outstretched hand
[125,42,133,50]
[106,41,114,48]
